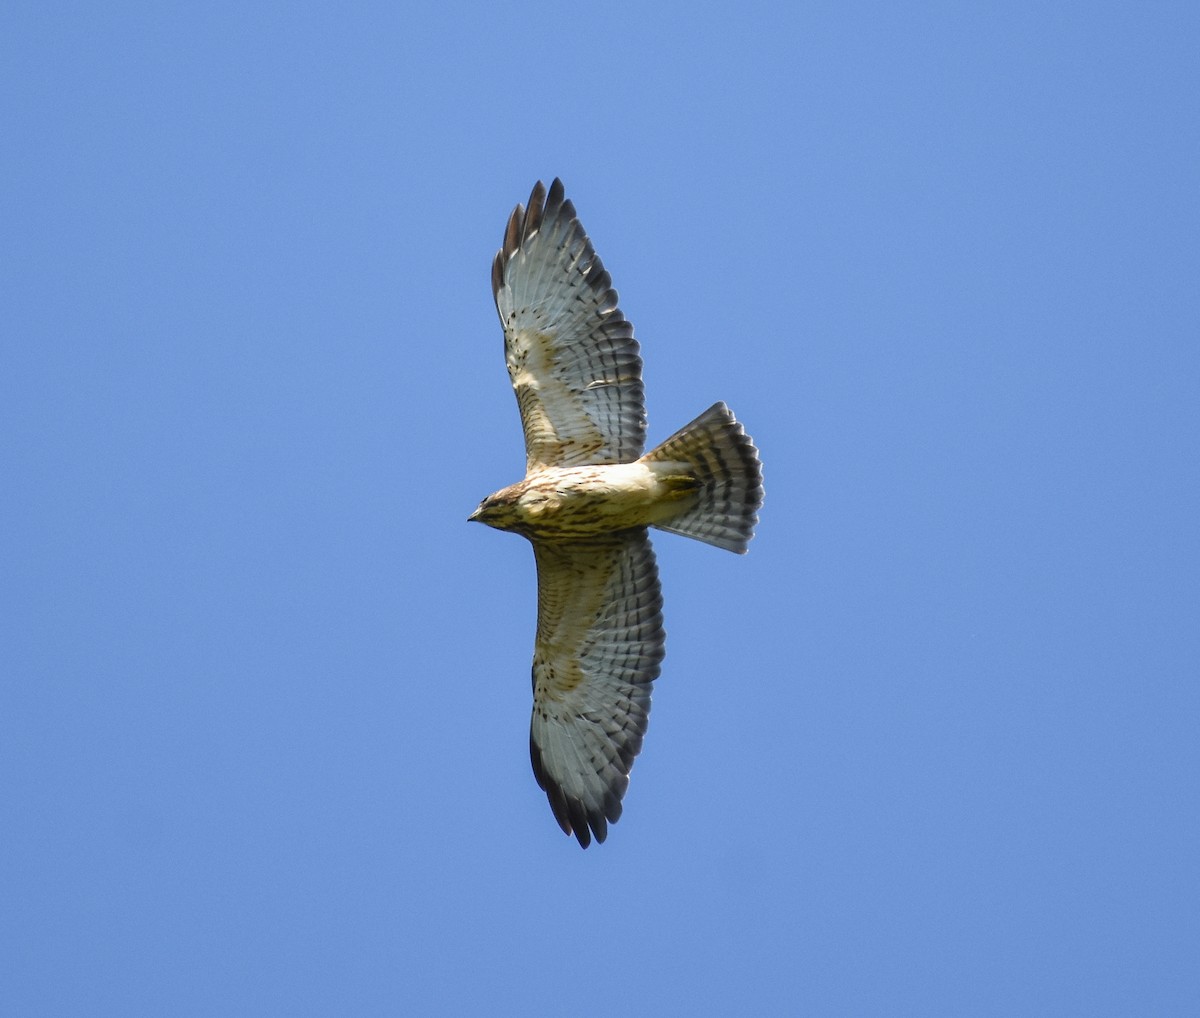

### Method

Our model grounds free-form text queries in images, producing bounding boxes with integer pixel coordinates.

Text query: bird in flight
[470,179,764,847]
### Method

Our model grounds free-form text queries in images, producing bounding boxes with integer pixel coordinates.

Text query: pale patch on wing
[493,179,647,472]
[529,530,664,848]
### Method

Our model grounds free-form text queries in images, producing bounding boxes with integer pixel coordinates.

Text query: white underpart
[517,461,693,532]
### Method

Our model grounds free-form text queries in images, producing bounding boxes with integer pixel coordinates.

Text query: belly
[515,462,697,540]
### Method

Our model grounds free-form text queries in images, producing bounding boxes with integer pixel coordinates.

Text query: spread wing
[492,179,647,472]
[529,530,664,847]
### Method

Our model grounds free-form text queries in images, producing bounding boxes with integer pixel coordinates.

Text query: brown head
[468,485,525,532]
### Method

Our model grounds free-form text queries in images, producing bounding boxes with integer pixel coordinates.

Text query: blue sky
[3,2,1198,1014]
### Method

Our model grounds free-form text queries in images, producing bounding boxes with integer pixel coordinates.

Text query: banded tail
[642,402,764,553]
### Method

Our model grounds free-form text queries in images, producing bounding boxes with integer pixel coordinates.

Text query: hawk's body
[471,180,763,847]
[473,461,698,541]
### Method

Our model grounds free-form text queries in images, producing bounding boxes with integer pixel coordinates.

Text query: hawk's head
[468,487,522,531]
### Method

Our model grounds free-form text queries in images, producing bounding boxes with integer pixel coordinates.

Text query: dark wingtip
[531,726,619,850]
[499,201,524,267]
[522,180,547,243]
[494,180,567,298]
[490,250,505,299]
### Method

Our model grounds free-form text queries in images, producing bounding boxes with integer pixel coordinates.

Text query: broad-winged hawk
[470,179,764,847]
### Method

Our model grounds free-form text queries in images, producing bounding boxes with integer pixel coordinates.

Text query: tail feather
[642,402,763,553]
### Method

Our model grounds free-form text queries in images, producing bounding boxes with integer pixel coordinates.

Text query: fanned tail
[642,402,763,553]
